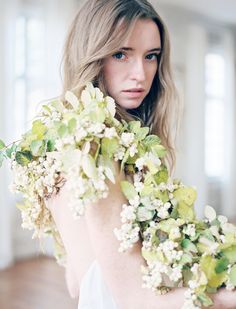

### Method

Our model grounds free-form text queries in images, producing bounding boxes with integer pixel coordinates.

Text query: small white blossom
[120,132,135,147]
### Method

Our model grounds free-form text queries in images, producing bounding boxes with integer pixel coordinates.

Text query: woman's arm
[84,160,236,309]
[46,160,236,308]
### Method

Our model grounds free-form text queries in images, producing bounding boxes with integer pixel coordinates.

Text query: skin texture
[103,18,161,110]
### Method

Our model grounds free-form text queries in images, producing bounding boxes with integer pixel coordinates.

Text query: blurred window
[14,13,45,134]
[204,53,225,178]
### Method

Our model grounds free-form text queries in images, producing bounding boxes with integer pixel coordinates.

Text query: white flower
[120,204,136,223]
[104,127,117,139]
[158,207,169,219]
[135,157,145,171]
[188,280,199,289]
[120,132,135,147]
[129,195,140,208]
[183,224,196,238]
[129,143,138,157]
[75,127,87,142]
[105,96,116,117]
[169,265,182,282]
[114,146,125,161]
[134,180,144,192]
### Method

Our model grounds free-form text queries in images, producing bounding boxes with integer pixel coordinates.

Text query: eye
[146,53,159,61]
[112,51,126,60]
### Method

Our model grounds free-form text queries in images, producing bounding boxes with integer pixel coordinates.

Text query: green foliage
[151,144,167,158]
[101,137,119,158]
[68,118,77,134]
[15,151,33,166]
[181,238,198,253]
[32,120,47,139]
[200,255,227,288]
[30,140,47,157]
[143,135,161,148]
[229,265,236,285]
[197,293,213,307]
[221,245,236,264]
[215,257,229,273]
[0,139,5,150]
[154,168,168,184]
[120,180,137,200]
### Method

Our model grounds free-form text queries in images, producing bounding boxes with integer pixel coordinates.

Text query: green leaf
[179,253,193,265]
[51,99,65,112]
[222,245,236,264]
[135,127,149,141]
[58,123,68,138]
[177,201,195,221]
[32,120,47,139]
[6,144,17,159]
[173,187,197,206]
[158,219,176,233]
[142,248,164,263]
[121,148,131,170]
[30,140,46,156]
[0,152,4,167]
[200,255,227,288]
[154,189,169,203]
[151,144,167,158]
[90,107,106,123]
[0,139,5,150]
[154,168,168,184]
[15,151,33,166]
[197,293,213,307]
[181,238,198,253]
[46,140,55,152]
[42,104,51,114]
[101,137,119,158]
[68,118,77,134]
[229,265,236,286]
[128,121,141,133]
[215,257,229,274]
[120,180,137,200]
[182,268,193,286]
[143,135,161,148]
[140,185,153,197]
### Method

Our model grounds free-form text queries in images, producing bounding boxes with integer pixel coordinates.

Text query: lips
[122,88,145,99]
[123,88,144,92]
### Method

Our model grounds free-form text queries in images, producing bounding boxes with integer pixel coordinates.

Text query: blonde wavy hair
[60,0,181,174]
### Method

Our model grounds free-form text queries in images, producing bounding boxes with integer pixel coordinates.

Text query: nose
[129,59,146,82]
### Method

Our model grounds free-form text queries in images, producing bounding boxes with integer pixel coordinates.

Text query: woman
[46,0,236,308]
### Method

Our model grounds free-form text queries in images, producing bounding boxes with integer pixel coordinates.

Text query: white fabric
[78,260,118,309]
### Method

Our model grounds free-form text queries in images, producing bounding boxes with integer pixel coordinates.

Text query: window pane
[205,54,225,98]
[205,52,225,178]
[27,18,45,79]
[15,16,26,78]
[205,99,224,178]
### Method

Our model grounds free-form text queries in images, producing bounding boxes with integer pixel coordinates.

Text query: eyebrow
[120,47,162,53]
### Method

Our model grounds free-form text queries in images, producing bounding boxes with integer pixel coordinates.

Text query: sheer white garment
[78,260,118,309]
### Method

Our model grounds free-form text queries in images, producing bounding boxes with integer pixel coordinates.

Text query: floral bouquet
[1,83,236,308]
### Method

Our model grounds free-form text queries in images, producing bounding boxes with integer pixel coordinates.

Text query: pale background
[0,0,235,269]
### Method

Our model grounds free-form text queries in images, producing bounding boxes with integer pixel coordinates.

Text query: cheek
[103,62,123,93]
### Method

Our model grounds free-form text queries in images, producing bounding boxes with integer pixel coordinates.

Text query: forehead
[123,18,161,49]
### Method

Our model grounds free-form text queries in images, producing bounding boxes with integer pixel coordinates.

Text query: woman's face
[103,18,162,110]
